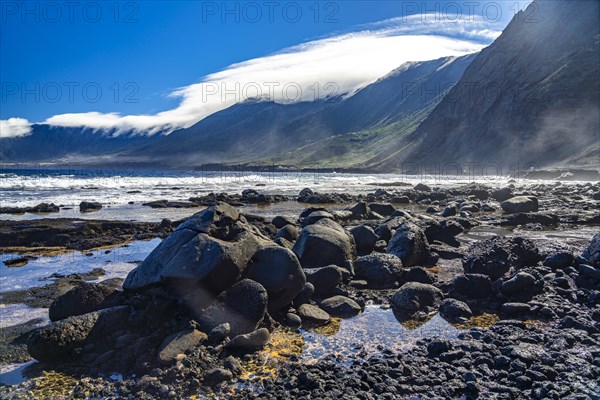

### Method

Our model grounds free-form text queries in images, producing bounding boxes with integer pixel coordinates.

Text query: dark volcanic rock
[403,266,436,284]
[389,282,443,315]
[49,282,121,322]
[452,274,493,299]
[501,212,559,227]
[501,272,537,295]
[439,298,472,321]
[301,210,334,227]
[492,187,514,202]
[0,218,164,251]
[28,306,130,363]
[319,295,361,318]
[275,224,299,242]
[386,222,430,267]
[368,203,396,216]
[79,201,103,212]
[226,328,270,352]
[293,282,315,307]
[157,329,207,365]
[142,200,198,209]
[583,232,600,267]
[348,202,369,219]
[204,368,234,385]
[0,203,60,215]
[292,218,356,268]
[501,196,539,213]
[353,253,403,289]
[123,203,268,292]
[243,246,306,312]
[462,236,539,280]
[543,251,574,269]
[271,216,295,229]
[304,266,343,296]
[297,304,330,326]
[350,225,378,256]
[579,264,600,280]
[414,183,431,192]
[195,279,268,337]
[500,302,531,316]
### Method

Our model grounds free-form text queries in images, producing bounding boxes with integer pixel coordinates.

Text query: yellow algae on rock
[312,318,341,336]
[27,371,78,399]
[239,328,305,381]
[454,313,499,329]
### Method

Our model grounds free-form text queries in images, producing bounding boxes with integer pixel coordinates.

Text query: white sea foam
[0,170,518,210]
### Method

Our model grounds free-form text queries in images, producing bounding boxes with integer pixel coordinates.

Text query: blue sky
[1,1,531,136]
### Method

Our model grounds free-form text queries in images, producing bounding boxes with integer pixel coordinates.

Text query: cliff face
[390,0,599,170]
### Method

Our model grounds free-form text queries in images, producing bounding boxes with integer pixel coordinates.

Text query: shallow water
[0,239,161,294]
[0,201,354,223]
[0,361,37,386]
[0,304,49,329]
[300,306,459,364]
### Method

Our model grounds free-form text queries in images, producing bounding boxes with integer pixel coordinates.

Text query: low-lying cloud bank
[2,14,503,138]
[0,118,32,138]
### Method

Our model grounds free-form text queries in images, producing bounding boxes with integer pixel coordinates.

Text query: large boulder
[462,236,539,280]
[28,306,130,363]
[350,225,378,256]
[194,279,267,337]
[353,253,403,289]
[501,196,539,213]
[123,203,269,293]
[389,282,443,315]
[49,282,121,322]
[243,246,306,312]
[386,222,431,267]
[292,218,356,268]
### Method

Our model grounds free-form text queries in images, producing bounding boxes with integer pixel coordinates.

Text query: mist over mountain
[388,0,600,170]
[124,53,476,169]
[0,124,162,163]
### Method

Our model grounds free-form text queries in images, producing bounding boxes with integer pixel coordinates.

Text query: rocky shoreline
[0,182,599,399]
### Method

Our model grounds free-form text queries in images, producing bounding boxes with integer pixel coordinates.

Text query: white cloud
[41,14,501,135]
[0,118,32,138]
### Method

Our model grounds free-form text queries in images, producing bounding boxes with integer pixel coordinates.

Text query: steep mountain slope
[260,54,476,169]
[385,0,600,170]
[128,54,476,168]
